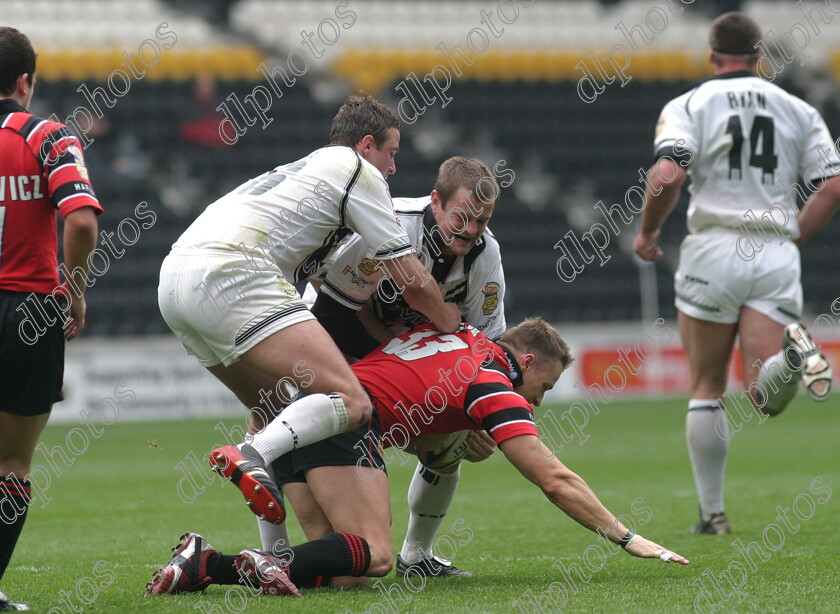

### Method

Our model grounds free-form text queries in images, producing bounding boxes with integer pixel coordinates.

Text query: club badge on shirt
[67,145,90,180]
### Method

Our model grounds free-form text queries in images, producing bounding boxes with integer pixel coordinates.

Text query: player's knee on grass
[365,543,394,577]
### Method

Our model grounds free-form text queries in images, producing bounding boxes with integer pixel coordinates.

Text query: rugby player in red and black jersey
[0,27,102,612]
[145,319,688,598]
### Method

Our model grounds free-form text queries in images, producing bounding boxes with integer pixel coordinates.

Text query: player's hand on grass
[632,229,663,262]
[463,431,496,462]
[624,534,689,565]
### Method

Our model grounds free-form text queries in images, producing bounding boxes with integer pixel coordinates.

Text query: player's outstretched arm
[633,158,687,262]
[795,175,840,245]
[381,254,461,333]
[500,435,688,565]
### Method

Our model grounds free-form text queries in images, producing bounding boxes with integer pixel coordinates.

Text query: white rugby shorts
[674,229,802,325]
[158,248,315,367]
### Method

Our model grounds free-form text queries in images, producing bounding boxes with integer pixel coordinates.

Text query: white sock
[258,518,290,554]
[399,462,460,564]
[686,399,729,520]
[248,393,348,463]
[755,350,800,414]
[255,463,291,553]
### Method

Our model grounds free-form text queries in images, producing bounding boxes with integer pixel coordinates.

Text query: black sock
[0,476,31,581]
[206,553,242,585]
[287,533,371,588]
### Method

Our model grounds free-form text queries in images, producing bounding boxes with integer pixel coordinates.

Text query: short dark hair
[709,12,762,56]
[498,317,574,370]
[434,157,500,208]
[0,27,36,96]
[328,94,400,148]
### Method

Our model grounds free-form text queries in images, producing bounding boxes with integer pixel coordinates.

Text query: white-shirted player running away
[158,95,461,524]
[633,13,840,535]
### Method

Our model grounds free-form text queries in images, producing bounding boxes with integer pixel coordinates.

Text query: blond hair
[498,317,573,369]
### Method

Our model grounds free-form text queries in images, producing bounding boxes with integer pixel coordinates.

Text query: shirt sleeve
[344,160,413,262]
[799,107,840,183]
[36,124,103,217]
[320,232,386,310]
[463,370,537,445]
[460,242,506,340]
[653,94,697,164]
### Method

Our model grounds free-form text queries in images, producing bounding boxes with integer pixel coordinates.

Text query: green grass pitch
[5,396,838,613]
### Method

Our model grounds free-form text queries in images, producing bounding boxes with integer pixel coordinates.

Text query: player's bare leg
[305,465,393,577]
[207,361,281,416]
[169,466,390,593]
[0,412,50,479]
[282,481,368,587]
[738,307,796,416]
[678,312,737,534]
[679,312,737,399]
[196,466,389,592]
[282,482,334,542]
[741,307,832,411]
[209,319,371,433]
[208,320,372,523]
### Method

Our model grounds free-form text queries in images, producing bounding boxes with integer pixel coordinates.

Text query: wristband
[619,530,642,549]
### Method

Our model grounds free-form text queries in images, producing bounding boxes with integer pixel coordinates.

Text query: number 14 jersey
[654,71,840,239]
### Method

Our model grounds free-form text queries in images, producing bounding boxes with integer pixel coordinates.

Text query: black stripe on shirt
[45,149,80,176]
[655,145,693,167]
[464,381,512,414]
[36,127,76,170]
[480,362,507,376]
[374,243,413,258]
[294,227,353,282]
[51,180,96,209]
[481,406,534,433]
[17,115,44,141]
[339,154,363,228]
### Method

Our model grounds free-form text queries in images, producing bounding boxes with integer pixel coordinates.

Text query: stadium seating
[9,1,839,334]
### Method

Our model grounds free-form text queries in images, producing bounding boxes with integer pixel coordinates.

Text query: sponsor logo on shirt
[358,258,381,276]
[341,263,375,288]
[482,281,500,315]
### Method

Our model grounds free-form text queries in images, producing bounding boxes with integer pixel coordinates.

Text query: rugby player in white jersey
[270,157,505,580]
[158,95,461,524]
[633,13,840,534]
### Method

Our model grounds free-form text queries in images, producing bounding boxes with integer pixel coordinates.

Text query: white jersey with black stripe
[318,196,507,339]
[655,72,840,239]
[173,145,412,282]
